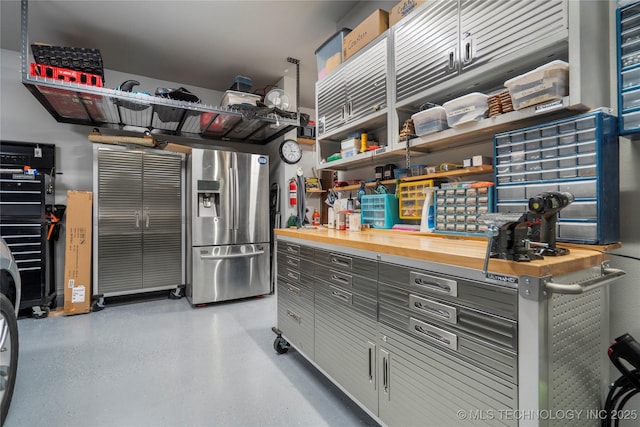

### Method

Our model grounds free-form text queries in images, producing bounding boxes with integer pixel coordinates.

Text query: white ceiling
[0,0,365,109]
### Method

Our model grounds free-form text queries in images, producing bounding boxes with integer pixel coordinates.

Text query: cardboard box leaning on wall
[343,9,389,61]
[63,190,93,315]
[389,0,427,27]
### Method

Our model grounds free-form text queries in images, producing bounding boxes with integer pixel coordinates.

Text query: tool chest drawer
[277,241,314,261]
[378,262,518,320]
[378,281,517,351]
[314,249,378,281]
[378,299,517,383]
[277,292,315,358]
[278,276,314,308]
[315,263,377,299]
[315,279,378,321]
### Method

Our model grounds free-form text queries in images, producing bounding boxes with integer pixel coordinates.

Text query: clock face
[279,139,302,164]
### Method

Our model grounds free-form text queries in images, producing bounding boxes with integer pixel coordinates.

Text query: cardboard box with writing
[389,0,427,27]
[63,191,93,315]
[343,9,389,61]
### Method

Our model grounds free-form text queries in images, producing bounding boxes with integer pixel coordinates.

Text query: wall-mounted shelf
[306,189,326,193]
[297,138,316,145]
[331,165,494,192]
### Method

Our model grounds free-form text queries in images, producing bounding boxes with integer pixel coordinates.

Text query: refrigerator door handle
[229,167,235,231]
[234,166,240,230]
[200,250,265,260]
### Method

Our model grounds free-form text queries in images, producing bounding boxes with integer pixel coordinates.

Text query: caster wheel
[273,336,290,354]
[32,306,50,319]
[92,299,105,312]
[168,287,184,300]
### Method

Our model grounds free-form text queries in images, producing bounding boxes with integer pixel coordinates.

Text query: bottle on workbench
[312,209,321,226]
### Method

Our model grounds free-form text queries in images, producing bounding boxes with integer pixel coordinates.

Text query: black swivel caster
[273,336,290,354]
[32,306,50,319]
[168,286,185,300]
[92,296,105,312]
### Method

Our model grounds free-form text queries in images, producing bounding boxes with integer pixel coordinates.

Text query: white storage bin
[221,90,261,107]
[411,106,449,135]
[443,92,488,127]
[504,60,569,110]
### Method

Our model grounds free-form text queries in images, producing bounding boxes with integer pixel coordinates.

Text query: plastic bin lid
[504,60,569,86]
[442,92,488,108]
[411,106,446,120]
[315,28,352,54]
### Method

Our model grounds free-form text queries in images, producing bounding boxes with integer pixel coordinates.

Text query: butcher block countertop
[275,227,616,279]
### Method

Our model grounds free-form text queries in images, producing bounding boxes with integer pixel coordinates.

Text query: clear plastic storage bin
[504,60,569,110]
[315,28,351,80]
[411,106,449,135]
[443,92,489,127]
[361,194,399,229]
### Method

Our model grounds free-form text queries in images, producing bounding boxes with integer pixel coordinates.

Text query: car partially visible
[0,237,20,424]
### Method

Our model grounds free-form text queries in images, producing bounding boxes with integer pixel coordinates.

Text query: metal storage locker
[94,147,184,298]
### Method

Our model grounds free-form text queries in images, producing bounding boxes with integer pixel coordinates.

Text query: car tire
[0,293,18,425]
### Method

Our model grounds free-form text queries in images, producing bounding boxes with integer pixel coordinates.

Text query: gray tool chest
[274,235,621,427]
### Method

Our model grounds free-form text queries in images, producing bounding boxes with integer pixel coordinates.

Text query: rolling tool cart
[0,141,56,318]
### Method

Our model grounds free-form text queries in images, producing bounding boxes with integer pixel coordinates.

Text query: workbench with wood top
[272,227,626,427]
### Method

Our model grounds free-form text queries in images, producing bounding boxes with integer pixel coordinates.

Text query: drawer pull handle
[287,285,300,296]
[331,290,350,303]
[286,310,300,323]
[410,272,458,297]
[287,258,299,266]
[414,302,450,319]
[287,271,300,281]
[409,317,458,351]
[286,246,298,253]
[330,256,351,268]
[330,273,351,286]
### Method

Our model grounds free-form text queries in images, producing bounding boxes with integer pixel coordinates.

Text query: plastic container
[504,60,569,110]
[443,92,489,127]
[411,106,449,135]
[361,194,399,229]
[398,180,435,219]
[315,28,351,80]
[229,75,252,93]
[221,90,261,107]
[393,168,408,179]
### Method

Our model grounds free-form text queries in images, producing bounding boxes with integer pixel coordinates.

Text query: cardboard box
[343,9,389,61]
[389,0,427,27]
[63,191,93,315]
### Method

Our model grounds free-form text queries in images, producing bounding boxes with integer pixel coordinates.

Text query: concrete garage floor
[7,295,378,427]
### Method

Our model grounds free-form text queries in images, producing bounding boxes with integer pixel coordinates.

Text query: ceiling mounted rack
[18,0,300,145]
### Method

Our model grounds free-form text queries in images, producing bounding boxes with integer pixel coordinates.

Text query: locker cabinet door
[345,37,387,123]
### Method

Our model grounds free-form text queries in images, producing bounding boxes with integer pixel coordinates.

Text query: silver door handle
[545,267,626,295]
[229,167,235,230]
[144,209,150,228]
[200,250,265,260]
[448,48,457,71]
[135,211,140,228]
[463,39,473,64]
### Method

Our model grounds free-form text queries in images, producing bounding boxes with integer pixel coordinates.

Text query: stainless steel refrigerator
[187,149,270,304]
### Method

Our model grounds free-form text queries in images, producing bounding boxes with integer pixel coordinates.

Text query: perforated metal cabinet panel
[314,286,378,414]
[394,0,459,103]
[379,261,518,320]
[547,289,606,427]
[459,0,567,72]
[378,323,517,427]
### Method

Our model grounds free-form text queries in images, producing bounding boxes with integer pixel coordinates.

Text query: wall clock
[279,139,302,164]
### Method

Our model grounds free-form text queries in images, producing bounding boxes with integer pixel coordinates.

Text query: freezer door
[188,244,270,304]
[233,153,270,244]
[190,149,234,246]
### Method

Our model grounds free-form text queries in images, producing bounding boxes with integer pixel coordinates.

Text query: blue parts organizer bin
[617,2,640,135]
[361,194,399,229]
[494,111,619,244]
